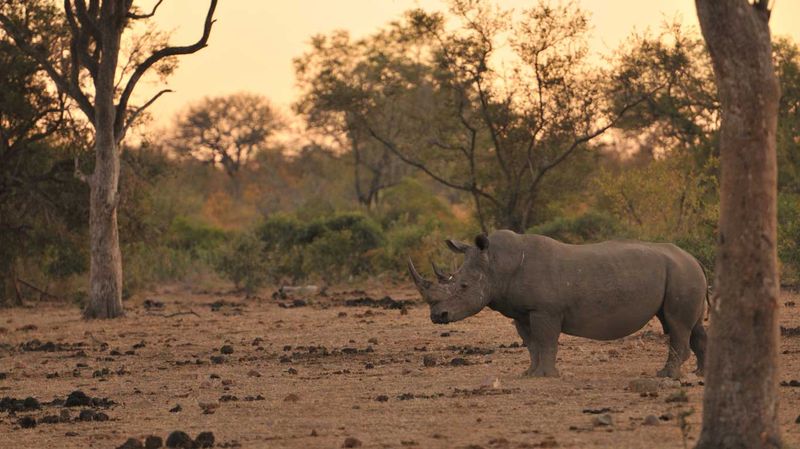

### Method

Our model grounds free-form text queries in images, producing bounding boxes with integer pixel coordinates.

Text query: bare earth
[1,284,798,449]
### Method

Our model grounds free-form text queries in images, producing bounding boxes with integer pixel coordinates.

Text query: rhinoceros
[408,230,707,378]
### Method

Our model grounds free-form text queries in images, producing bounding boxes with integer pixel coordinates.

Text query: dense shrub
[779,193,800,284]
[257,212,385,283]
[528,211,631,243]
[214,232,269,295]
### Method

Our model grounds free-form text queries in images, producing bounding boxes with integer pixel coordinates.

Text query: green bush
[528,211,631,243]
[214,232,269,295]
[256,212,385,283]
[779,193,800,283]
[168,216,227,258]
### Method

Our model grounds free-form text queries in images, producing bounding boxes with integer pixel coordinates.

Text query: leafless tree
[0,0,218,318]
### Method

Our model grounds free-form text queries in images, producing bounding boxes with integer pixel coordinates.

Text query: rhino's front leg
[523,311,562,378]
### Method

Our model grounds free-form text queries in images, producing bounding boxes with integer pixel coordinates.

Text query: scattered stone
[117,438,144,449]
[450,357,469,366]
[780,326,800,337]
[310,429,318,437]
[199,402,218,414]
[284,393,300,402]
[287,368,298,375]
[0,396,41,413]
[796,415,800,424]
[247,370,261,377]
[195,431,215,448]
[582,407,611,414]
[628,378,659,394]
[165,430,194,448]
[368,338,378,344]
[210,355,226,364]
[344,296,405,309]
[220,345,234,355]
[375,395,389,402]
[18,416,36,428]
[643,415,660,426]
[144,435,163,449]
[780,380,800,387]
[423,355,436,367]
[143,299,165,309]
[169,404,182,413]
[592,414,613,427]
[342,436,363,447]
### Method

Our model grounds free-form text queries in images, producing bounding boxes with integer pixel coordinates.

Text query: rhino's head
[408,234,492,324]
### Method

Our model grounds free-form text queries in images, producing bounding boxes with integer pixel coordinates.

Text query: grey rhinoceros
[408,230,707,378]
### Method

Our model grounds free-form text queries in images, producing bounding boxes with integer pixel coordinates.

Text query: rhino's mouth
[431,311,450,324]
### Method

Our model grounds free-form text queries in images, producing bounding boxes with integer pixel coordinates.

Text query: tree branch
[0,13,95,123]
[115,0,217,141]
[119,88,172,142]
[127,0,165,19]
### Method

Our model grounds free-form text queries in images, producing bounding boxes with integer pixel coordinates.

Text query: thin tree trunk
[83,3,124,319]
[83,137,124,319]
[694,1,781,448]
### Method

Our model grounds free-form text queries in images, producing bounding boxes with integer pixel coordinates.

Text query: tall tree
[296,1,651,232]
[0,0,218,318]
[172,93,284,180]
[694,1,782,448]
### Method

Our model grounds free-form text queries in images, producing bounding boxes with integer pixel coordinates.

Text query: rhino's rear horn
[431,261,452,283]
[408,258,432,291]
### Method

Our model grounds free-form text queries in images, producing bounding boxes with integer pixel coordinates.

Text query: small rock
[195,431,215,448]
[643,415,660,426]
[65,390,92,407]
[18,416,36,428]
[423,355,437,367]
[628,378,659,394]
[368,338,378,344]
[450,357,469,366]
[117,438,144,449]
[375,395,389,402]
[287,368,298,375]
[479,376,501,390]
[284,393,300,402]
[310,429,318,437]
[78,409,96,421]
[247,370,261,377]
[795,415,800,424]
[210,355,225,364]
[144,435,163,449]
[343,437,362,448]
[169,404,182,413]
[165,431,194,448]
[220,345,234,355]
[592,414,613,427]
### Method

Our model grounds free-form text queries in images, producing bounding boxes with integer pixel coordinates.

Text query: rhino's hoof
[523,367,559,378]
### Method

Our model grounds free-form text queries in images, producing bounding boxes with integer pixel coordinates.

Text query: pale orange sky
[139,0,800,127]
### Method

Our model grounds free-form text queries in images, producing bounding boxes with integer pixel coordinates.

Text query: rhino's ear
[445,239,470,253]
[475,233,489,251]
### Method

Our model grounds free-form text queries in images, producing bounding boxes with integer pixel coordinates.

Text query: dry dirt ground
[1,284,799,449]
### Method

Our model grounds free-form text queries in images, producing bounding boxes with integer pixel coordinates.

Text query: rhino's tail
[694,258,713,321]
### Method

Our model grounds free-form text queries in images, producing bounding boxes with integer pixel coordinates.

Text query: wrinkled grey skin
[409,230,707,379]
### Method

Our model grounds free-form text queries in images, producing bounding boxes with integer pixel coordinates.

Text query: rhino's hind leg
[523,312,562,377]
[689,319,707,376]
[657,318,692,379]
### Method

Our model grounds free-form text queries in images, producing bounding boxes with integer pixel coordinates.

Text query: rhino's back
[488,231,702,340]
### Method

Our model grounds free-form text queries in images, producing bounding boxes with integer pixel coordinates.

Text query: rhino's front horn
[431,261,453,283]
[408,258,432,291]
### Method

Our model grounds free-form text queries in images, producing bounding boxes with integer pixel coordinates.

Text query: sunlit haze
[140,0,800,128]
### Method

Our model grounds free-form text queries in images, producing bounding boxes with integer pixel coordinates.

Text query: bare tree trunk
[694,1,782,448]
[84,138,124,319]
[83,4,124,319]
